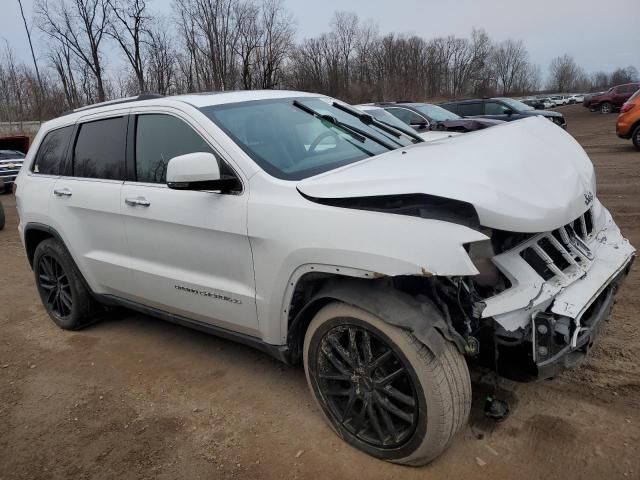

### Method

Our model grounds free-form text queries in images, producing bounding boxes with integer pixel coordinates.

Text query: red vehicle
[588,83,640,114]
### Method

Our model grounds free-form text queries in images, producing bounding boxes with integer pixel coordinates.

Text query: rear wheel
[600,102,613,114]
[33,239,96,330]
[303,302,471,466]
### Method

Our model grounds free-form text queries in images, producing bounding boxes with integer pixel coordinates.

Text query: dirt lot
[1,105,638,480]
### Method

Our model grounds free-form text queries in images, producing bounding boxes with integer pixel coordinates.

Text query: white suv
[15,90,635,465]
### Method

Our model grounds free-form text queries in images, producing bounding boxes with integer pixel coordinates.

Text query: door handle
[125,196,151,207]
[53,188,72,197]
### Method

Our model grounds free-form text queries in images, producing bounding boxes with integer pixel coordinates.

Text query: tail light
[621,102,635,113]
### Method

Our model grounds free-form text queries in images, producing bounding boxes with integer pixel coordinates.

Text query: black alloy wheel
[315,323,419,449]
[37,254,73,319]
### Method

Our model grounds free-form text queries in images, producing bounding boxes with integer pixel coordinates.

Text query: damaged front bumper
[479,201,635,379]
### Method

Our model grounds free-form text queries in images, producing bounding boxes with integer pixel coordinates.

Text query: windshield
[360,107,418,130]
[411,104,461,121]
[495,97,534,112]
[201,98,414,180]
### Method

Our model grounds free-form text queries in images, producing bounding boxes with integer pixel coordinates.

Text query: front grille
[519,209,594,280]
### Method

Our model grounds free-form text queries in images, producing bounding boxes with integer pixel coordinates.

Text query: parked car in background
[16,90,634,465]
[521,98,545,109]
[583,92,603,109]
[616,89,640,150]
[439,97,567,128]
[0,150,26,193]
[538,97,556,108]
[377,101,503,132]
[0,135,29,193]
[567,94,584,104]
[355,104,462,142]
[589,83,640,113]
[550,95,569,106]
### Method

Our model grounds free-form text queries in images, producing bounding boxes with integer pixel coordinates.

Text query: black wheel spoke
[315,322,418,449]
[324,387,351,397]
[38,255,72,319]
[341,390,357,423]
[327,335,355,369]
[374,391,413,424]
[375,367,405,387]
[382,385,416,408]
[362,330,373,364]
[367,399,386,444]
[321,346,351,376]
[319,373,351,381]
[348,327,360,367]
[369,350,393,371]
[353,398,369,434]
[60,290,73,309]
[373,393,397,442]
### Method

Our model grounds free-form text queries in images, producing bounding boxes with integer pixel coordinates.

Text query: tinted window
[386,107,427,125]
[74,117,126,180]
[33,126,74,175]
[485,102,511,115]
[135,114,214,183]
[457,103,483,116]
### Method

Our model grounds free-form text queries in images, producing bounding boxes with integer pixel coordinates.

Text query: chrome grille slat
[532,244,567,279]
[546,234,580,268]
[518,210,596,281]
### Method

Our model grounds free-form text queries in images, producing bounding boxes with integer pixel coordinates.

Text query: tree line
[1,0,638,123]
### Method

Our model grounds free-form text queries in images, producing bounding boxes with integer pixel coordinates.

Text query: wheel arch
[285,274,465,365]
[24,222,59,268]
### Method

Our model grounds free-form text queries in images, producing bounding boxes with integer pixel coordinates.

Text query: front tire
[600,102,613,114]
[33,238,96,330]
[303,302,471,466]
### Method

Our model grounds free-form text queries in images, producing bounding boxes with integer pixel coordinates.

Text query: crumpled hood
[298,116,596,233]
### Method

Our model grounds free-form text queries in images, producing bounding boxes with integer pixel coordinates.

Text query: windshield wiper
[331,101,424,144]
[292,100,396,150]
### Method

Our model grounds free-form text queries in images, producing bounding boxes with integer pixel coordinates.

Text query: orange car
[616,89,640,150]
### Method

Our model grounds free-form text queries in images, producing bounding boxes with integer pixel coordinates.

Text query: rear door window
[457,103,483,116]
[32,126,74,175]
[135,114,214,183]
[485,102,510,115]
[73,117,127,180]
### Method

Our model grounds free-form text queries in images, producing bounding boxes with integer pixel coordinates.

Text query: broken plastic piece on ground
[484,395,510,422]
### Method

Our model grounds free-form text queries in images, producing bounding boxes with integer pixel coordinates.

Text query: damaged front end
[453,199,635,380]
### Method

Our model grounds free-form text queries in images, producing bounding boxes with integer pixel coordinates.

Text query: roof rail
[61,93,165,116]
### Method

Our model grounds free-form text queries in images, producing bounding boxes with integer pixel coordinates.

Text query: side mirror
[167,152,240,193]
[504,108,514,116]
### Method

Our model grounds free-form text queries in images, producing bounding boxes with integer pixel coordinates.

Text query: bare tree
[37,0,111,102]
[256,0,294,88]
[17,0,45,119]
[146,20,177,94]
[106,0,150,93]
[548,54,581,92]
[492,39,528,95]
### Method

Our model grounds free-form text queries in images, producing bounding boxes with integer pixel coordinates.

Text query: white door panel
[121,183,258,335]
[49,177,133,295]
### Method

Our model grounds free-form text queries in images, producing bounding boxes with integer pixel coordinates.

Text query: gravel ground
[0,104,638,479]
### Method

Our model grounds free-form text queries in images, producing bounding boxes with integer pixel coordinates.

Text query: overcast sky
[2,0,638,78]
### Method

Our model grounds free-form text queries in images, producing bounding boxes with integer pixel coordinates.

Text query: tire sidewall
[33,239,85,329]
[303,303,446,462]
